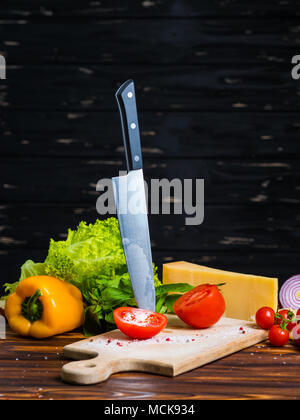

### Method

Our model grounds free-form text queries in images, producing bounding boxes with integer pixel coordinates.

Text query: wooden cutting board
[61,315,267,385]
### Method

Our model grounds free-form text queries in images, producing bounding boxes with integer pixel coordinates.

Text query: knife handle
[115,80,143,171]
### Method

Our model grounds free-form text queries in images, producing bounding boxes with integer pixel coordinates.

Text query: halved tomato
[113,307,168,339]
[173,284,225,329]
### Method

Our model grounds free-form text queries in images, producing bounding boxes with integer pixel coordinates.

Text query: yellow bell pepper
[5,276,84,339]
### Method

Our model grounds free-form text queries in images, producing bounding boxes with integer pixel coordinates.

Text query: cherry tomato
[275,309,296,331]
[292,324,300,347]
[113,307,168,339]
[287,321,297,332]
[173,284,225,329]
[255,307,275,330]
[296,309,300,323]
[268,325,289,347]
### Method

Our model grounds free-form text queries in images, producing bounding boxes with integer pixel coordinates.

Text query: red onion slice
[279,275,300,310]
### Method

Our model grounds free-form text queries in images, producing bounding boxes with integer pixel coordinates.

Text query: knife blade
[112,80,156,312]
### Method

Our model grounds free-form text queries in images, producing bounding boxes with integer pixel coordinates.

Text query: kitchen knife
[112,80,156,312]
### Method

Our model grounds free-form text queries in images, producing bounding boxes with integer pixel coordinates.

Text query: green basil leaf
[156,283,193,297]
[83,307,105,337]
[101,287,133,307]
[164,294,181,313]
[155,296,166,313]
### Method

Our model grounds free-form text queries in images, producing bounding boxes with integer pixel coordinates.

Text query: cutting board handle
[62,355,174,385]
[61,357,114,385]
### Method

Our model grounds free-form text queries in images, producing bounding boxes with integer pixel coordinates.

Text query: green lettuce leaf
[44,218,127,287]
[20,260,47,281]
[2,260,47,302]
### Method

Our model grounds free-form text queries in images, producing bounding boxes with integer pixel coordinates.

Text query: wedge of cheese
[163,261,278,321]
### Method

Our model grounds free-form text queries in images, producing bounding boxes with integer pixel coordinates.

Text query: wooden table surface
[1,325,300,400]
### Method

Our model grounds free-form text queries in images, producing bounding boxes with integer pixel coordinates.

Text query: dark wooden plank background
[1,0,300,293]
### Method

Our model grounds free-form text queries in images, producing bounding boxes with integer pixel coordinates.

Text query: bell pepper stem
[22,289,43,323]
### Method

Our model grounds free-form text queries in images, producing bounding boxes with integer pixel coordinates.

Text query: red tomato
[268,325,289,347]
[255,307,275,330]
[113,307,168,339]
[292,324,300,347]
[296,309,300,323]
[275,309,295,331]
[173,284,225,329]
[287,321,297,332]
